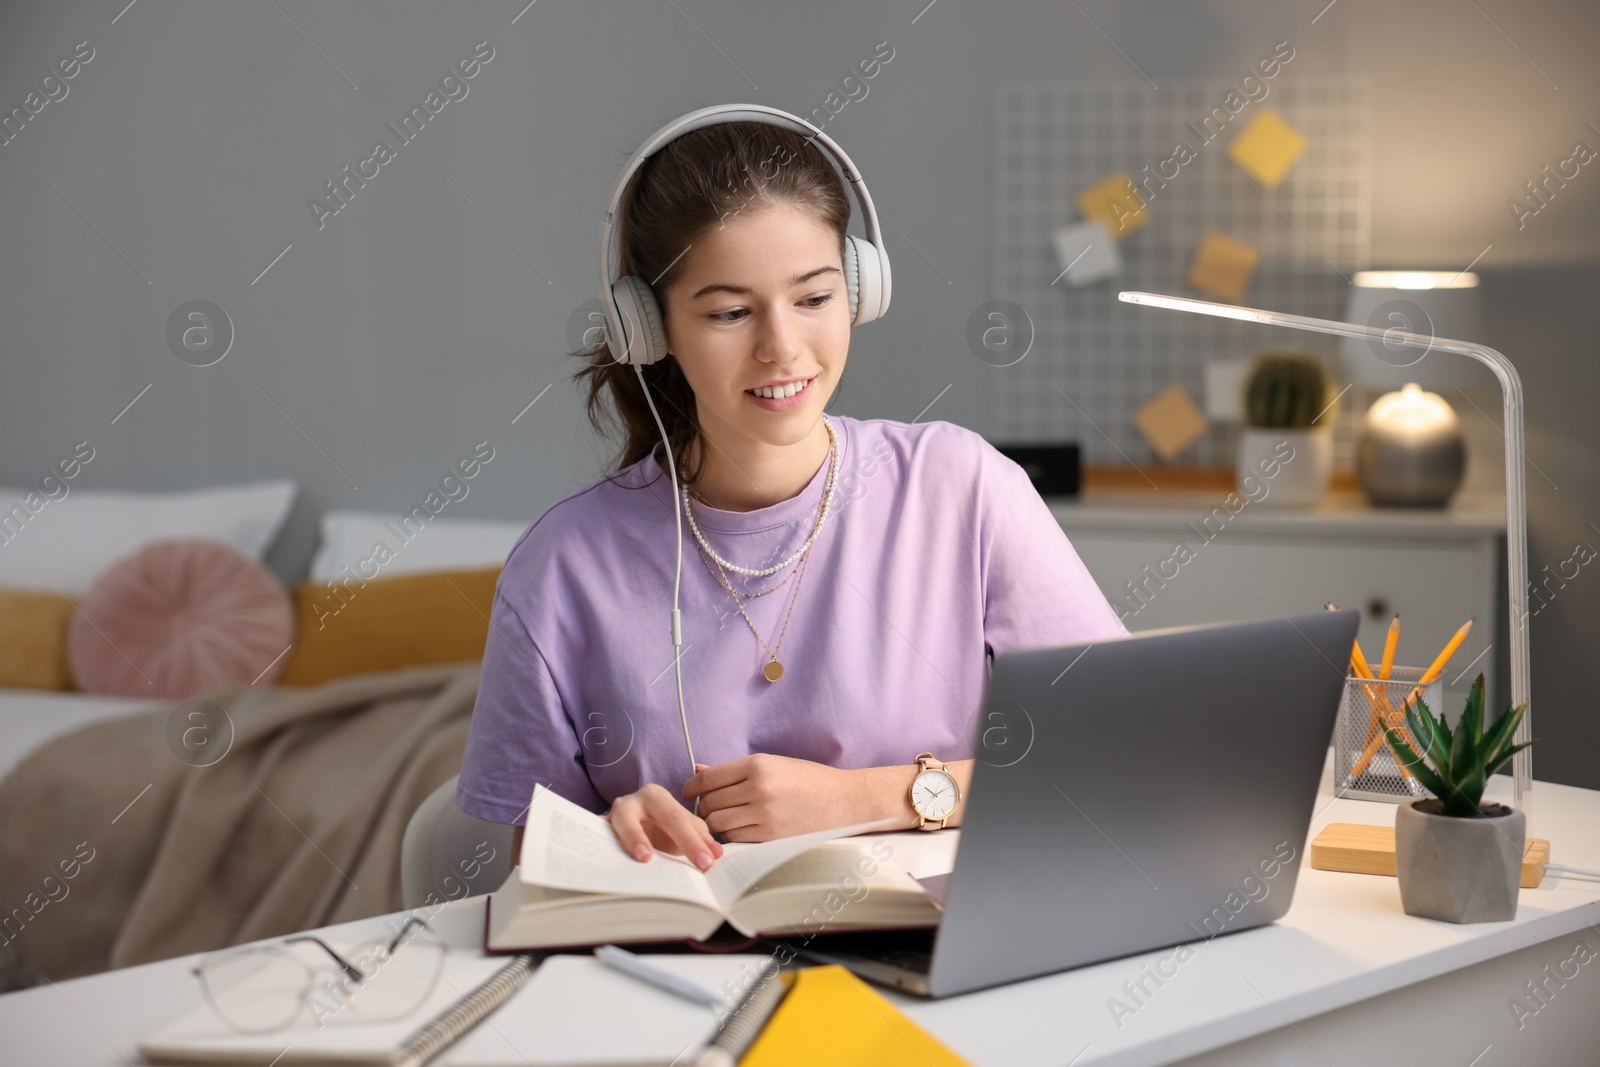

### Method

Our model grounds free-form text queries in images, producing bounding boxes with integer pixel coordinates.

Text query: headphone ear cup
[610,275,668,365]
[845,235,883,326]
[842,238,861,324]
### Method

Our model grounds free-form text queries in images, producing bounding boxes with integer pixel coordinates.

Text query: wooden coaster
[1310,822,1549,888]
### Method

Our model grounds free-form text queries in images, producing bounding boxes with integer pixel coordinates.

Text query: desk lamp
[1118,290,1532,810]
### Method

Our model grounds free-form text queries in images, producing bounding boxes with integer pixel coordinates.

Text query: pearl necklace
[681,415,838,577]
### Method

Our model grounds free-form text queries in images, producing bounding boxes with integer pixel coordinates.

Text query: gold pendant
[763,660,784,682]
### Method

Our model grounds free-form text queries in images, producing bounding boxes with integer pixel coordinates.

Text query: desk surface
[3,760,1596,1067]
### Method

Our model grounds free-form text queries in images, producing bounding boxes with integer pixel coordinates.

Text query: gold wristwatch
[908,752,961,831]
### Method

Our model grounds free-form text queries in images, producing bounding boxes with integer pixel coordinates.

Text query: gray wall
[2,2,1596,785]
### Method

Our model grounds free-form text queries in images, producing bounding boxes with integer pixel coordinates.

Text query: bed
[0,688,167,784]
[0,485,530,990]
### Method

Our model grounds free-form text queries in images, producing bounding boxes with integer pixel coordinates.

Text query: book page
[519,786,721,911]
[733,832,956,904]
[736,840,922,893]
[725,832,956,936]
[702,815,901,912]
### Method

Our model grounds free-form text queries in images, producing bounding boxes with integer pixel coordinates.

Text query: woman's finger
[694,777,756,814]
[606,795,653,862]
[611,786,723,868]
[682,756,751,801]
[643,789,723,869]
[716,819,768,843]
[703,803,760,839]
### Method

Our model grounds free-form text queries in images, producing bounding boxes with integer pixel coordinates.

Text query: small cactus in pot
[1244,351,1332,429]
[1236,351,1334,505]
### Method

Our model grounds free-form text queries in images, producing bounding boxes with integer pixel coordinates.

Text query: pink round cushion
[69,538,295,699]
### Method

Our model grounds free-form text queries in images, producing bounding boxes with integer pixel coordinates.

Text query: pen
[595,944,724,1007]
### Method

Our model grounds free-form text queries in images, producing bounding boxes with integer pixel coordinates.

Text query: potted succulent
[1382,673,1535,923]
[1240,351,1334,506]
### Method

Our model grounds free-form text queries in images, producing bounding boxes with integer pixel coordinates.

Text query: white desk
[3,760,1597,1066]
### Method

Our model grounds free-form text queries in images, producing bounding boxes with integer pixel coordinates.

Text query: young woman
[455,118,1126,873]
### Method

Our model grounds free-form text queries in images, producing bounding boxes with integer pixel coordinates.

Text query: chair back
[400,774,514,910]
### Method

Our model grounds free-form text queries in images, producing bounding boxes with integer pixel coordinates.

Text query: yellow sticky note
[1077,171,1148,236]
[741,965,970,1067]
[1228,106,1306,188]
[1134,384,1209,461]
[1187,231,1260,302]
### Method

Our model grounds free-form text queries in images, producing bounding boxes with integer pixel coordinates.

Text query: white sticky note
[1052,220,1121,287]
[1204,359,1249,421]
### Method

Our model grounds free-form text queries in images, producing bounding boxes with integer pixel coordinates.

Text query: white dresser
[1050,487,1507,711]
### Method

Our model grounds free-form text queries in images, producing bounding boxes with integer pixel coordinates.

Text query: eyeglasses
[192,916,447,1033]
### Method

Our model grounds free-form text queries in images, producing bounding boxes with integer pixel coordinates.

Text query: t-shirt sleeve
[978,443,1129,658]
[455,590,607,823]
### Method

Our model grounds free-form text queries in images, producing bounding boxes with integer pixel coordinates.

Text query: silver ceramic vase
[1356,383,1466,507]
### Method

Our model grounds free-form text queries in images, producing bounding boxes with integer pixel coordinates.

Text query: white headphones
[598,103,892,367]
[595,103,891,801]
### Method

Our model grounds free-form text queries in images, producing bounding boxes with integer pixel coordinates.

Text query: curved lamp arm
[1117,290,1531,809]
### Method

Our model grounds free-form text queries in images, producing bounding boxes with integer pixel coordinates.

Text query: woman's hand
[683,754,888,841]
[605,783,724,870]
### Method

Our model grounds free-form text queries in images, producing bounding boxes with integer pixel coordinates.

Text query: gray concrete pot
[1394,798,1524,923]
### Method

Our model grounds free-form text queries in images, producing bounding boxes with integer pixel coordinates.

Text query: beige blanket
[0,662,480,982]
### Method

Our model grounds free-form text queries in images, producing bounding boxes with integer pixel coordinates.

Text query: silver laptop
[783,610,1360,998]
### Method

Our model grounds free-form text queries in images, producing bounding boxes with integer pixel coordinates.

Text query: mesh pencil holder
[1332,666,1442,803]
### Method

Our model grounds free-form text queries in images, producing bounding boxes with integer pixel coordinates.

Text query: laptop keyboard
[775,929,937,974]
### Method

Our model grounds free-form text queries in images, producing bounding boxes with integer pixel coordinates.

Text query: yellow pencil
[1350,698,1418,779]
[1326,604,1377,679]
[1332,605,1417,780]
[1379,614,1399,680]
[1389,618,1475,715]
[1333,614,1416,778]
[1349,639,1376,680]
[1417,618,1474,686]
[1328,604,1385,702]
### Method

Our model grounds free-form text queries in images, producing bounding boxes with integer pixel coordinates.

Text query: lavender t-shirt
[455,416,1127,824]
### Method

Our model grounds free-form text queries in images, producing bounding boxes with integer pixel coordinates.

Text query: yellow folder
[740,964,970,1067]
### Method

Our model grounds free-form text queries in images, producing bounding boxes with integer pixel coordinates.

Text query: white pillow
[0,480,296,594]
[308,509,529,582]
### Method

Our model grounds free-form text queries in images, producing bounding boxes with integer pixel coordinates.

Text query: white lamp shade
[1341,271,1496,390]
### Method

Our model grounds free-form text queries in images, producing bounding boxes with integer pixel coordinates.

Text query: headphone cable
[632,364,702,817]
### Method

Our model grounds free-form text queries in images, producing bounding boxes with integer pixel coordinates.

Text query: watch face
[911,769,958,820]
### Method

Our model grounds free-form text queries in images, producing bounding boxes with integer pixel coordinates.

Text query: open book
[486,785,955,951]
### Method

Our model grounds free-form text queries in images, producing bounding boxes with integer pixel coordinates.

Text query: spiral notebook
[141,950,778,1067]
[140,952,537,1067]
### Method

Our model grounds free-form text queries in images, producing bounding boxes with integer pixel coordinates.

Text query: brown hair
[573,120,852,487]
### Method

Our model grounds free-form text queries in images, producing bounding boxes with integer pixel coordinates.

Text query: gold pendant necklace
[706,515,818,682]
[691,435,836,682]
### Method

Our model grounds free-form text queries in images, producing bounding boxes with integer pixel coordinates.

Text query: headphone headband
[597,103,890,365]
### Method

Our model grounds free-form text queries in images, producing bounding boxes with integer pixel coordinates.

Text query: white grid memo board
[991,75,1373,466]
